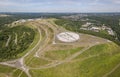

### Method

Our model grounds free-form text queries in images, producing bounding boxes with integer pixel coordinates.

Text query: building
[90,27,101,32]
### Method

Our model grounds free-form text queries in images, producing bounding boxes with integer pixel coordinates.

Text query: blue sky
[0,0,120,12]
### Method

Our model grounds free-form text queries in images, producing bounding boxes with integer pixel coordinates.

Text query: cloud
[0,0,120,12]
[110,0,120,4]
[0,1,17,7]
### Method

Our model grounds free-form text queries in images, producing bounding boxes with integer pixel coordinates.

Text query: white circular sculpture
[57,32,80,42]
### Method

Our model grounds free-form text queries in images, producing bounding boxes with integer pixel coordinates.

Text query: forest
[0,26,35,61]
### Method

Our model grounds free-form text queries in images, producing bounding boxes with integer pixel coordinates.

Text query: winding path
[0,19,112,77]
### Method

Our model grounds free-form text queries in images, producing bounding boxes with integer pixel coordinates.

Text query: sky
[0,0,120,13]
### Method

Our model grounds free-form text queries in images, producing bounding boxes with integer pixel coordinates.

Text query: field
[108,65,120,77]
[0,18,119,77]
[44,47,83,60]
[29,42,120,77]
[0,65,27,77]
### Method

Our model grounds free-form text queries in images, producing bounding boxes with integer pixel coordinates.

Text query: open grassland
[30,42,120,77]
[27,57,51,68]
[44,47,83,60]
[108,65,120,77]
[0,65,27,77]
[75,42,120,60]
[12,69,28,77]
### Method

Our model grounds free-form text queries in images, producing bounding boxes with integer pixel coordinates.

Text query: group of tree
[0,26,35,61]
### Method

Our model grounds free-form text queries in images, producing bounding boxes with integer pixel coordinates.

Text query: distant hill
[0,14,10,17]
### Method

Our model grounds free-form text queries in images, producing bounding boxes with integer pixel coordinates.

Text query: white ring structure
[57,32,80,42]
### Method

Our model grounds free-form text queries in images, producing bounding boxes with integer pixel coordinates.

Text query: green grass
[108,65,120,77]
[27,57,51,68]
[75,43,120,60]
[25,26,54,67]
[0,65,27,77]
[0,65,15,73]
[30,53,120,77]
[99,30,109,35]
[77,54,120,77]
[30,43,120,77]
[24,27,45,65]
[19,72,28,77]
[0,73,8,77]
[12,69,28,77]
[12,69,23,77]
[44,47,83,60]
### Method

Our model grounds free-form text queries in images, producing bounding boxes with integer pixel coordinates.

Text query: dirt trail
[30,43,97,70]
[5,35,11,47]
[34,23,49,57]
[14,33,18,45]
[0,19,112,77]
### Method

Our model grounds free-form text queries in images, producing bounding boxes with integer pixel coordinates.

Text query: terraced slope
[0,19,119,77]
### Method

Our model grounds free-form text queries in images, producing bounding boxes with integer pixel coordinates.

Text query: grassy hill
[30,43,120,77]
